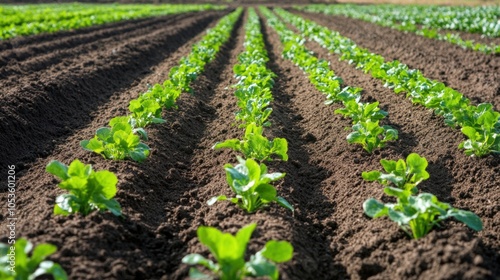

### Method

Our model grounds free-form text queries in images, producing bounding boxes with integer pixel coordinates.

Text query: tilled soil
[0,7,499,280]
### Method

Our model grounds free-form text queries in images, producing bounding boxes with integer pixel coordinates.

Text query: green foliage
[262,7,397,154]
[456,103,500,156]
[214,123,288,162]
[460,126,500,157]
[298,4,500,54]
[0,238,67,280]
[231,8,276,128]
[0,3,224,40]
[182,224,293,280]
[208,157,293,213]
[364,187,483,239]
[362,153,429,194]
[347,121,398,153]
[128,97,165,128]
[123,8,242,130]
[81,116,150,162]
[46,159,122,216]
[335,100,388,124]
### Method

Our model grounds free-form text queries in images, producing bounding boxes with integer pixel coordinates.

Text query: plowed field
[0,7,499,280]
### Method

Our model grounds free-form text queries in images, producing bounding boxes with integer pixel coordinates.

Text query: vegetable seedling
[364,187,483,239]
[182,223,293,280]
[362,153,429,194]
[46,159,122,216]
[208,157,293,213]
[0,238,67,280]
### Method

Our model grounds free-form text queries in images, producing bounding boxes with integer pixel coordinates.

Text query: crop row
[0,3,224,40]
[261,7,398,153]
[184,9,294,279]
[299,4,500,54]
[302,4,500,37]
[276,8,500,157]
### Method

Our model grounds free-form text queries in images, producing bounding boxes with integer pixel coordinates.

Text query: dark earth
[0,7,499,280]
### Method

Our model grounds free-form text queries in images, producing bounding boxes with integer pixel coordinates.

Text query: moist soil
[0,7,499,280]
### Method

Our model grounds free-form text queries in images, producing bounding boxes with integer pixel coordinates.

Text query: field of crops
[0,3,499,280]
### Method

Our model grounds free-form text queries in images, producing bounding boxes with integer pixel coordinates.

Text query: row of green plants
[275,8,500,157]
[303,4,500,37]
[0,10,243,280]
[298,4,500,54]
[0,3,225,40]
[260,7,398,153]
[183,9,293,279]
[81,8,243,162]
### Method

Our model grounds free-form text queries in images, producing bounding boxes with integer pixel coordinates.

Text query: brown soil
[0,7,499,280]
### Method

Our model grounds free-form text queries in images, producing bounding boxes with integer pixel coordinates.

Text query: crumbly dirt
[0,7,499,280]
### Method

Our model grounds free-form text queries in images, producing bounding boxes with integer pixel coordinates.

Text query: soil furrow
[295,10,500,112]
[0,10,225,171]
[0,14,192,70]
[281,10,500,279]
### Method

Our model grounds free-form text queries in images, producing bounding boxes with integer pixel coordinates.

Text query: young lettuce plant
[128,97,165,128]
[362,153,429,194]
[182,223,293,280]
[46,159,122,216]
[208,157,293,213]
[0,238,68,280]
[347,120,398,153]
[81,116,150,162]
[335,99,388,124]
[214,123,288,162]
[363,187,483,239]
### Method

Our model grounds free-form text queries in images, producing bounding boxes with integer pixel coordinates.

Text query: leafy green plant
[347,120,398,153]
[182,223,293,280]
[0,238,67,280]
[362,153,429,194]
[456,103,500,157]
[335,99,388,124]
[128,97,165,128]
[459,126,500,157]
[46,159,122,216]
[214,123,288,162]
[81,116,150,162]
[208,157,293,213]
[325,86,361,105]
[364,187,483,239]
